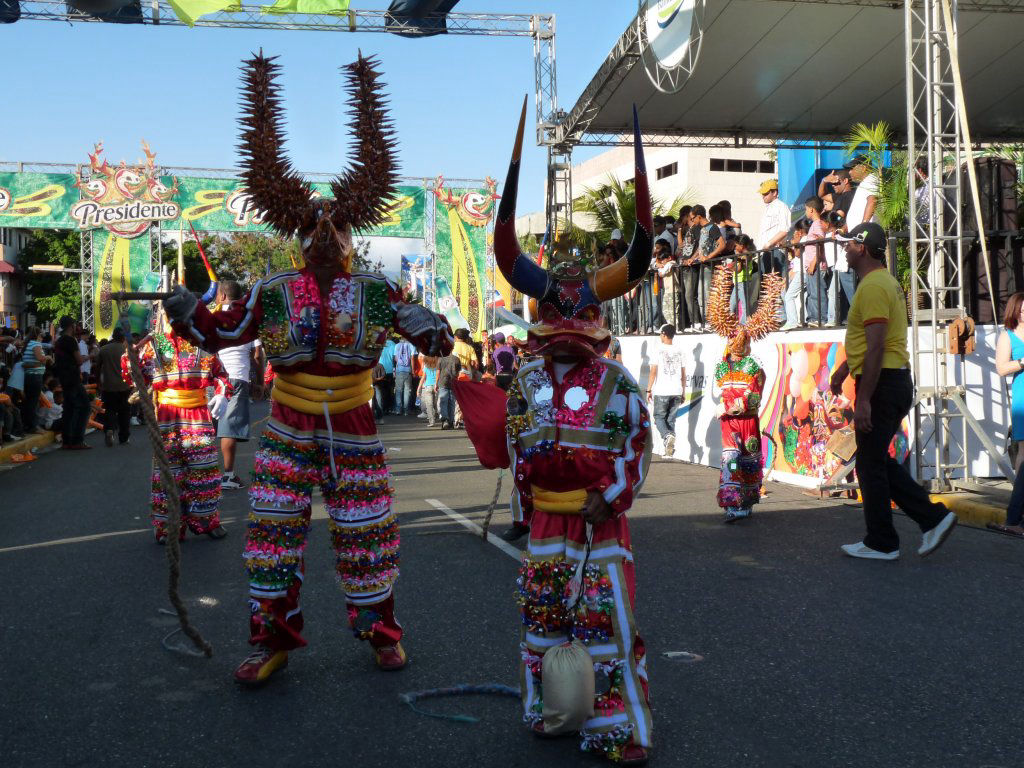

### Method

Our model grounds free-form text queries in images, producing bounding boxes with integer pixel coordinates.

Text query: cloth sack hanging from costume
[541,638,595,735]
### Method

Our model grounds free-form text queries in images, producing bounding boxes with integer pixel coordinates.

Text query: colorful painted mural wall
[618,327,1009,489]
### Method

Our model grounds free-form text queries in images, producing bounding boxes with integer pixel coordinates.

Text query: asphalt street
[2,404,1021,768]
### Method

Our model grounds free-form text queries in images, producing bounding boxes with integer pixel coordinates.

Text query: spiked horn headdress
[238,51,398,264]
[706,264,784,355]
[493,98,653,356]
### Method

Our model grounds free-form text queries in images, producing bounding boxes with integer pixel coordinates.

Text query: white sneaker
[918,511,957,557]
[221,473,245,490]
[417,412,427,419]
[664,435,675,456]
[840,542,900,560]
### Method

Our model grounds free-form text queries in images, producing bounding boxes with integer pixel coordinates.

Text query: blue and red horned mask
[493,98,653,357]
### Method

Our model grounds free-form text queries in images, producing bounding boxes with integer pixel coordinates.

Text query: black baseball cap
[843,154,870,170]
[837,222,887,256]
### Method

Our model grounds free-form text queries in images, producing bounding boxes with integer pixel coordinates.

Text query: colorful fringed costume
[162,52,452,684]
[509,356,653,761]
[127,330,226,541]
[714,356,766,518]
[458,100,655,764]
[706,265,784,522]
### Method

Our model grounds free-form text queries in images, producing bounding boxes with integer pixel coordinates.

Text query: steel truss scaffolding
[903,0,1013,489]
[16,3,562,237]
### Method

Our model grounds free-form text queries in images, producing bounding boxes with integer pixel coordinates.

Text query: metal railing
[604,228,1024,337]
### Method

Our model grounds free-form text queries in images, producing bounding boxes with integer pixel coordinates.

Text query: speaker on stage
[66,0,142,22]
[960,157,1021,323]
[0,0,19,23]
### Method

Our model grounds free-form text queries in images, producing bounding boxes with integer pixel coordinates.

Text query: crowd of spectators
[0,317,144,450]
[371,328,527,430]
[602,154,881,336]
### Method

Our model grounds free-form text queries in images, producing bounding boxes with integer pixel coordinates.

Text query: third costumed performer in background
[706,264,784,523]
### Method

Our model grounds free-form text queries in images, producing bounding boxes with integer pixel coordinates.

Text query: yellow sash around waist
[531,485,588,515]
[157,388,208,409]
[271,370,374,416]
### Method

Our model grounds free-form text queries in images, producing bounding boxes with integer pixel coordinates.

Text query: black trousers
[102,389,132,443]
[22,373,42,432]
[680,266,702,329]
[61,382,90,447]
[855,368,947,552]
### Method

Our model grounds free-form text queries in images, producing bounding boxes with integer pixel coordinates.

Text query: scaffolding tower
[17,2,563,230]
[903,0,1012,490]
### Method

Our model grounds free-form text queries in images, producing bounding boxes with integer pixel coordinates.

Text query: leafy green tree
[571,175,694,245]
[207,232,296,287]
[21,229,82,323]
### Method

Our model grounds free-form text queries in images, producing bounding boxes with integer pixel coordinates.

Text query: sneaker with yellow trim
[233,647,288,686]
[374,642,408,671]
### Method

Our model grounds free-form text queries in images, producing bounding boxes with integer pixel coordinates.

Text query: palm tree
[569,174,695,246]
[844,121,909,231]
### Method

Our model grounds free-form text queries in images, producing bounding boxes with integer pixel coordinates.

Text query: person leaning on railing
[678,206,703,331]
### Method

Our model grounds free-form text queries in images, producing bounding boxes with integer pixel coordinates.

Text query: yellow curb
[930,492,1005,528]
[0,432,56,464]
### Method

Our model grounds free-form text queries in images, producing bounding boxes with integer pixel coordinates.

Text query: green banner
[433,186,494,338]
[91,231,159,339]
[0,171,425,239]
[0,172,78,229]
[164,178,426,238]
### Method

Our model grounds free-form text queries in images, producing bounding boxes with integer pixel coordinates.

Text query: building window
[656,162,678,180]
[710,158,776,174]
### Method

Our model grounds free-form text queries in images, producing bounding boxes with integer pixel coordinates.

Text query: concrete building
[517,145,777,240]
[0,228,29,330]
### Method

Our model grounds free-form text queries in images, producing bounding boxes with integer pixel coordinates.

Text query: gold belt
[271,370,374,416]
[531,485,588,515]
[157,388,208,409]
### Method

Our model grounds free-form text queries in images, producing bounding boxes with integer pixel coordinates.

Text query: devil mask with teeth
[493,98,653,358]
[238,51,398,270]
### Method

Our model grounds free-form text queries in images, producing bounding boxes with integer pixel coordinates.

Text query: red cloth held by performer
[453,379,510,469]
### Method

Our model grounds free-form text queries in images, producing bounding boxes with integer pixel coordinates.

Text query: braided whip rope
[480,468,504,539]
[119,317,213,658]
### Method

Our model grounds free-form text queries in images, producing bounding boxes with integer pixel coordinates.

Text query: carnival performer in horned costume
[161,52,453,686]
[706,264,784,522]
[458,101,654,765]
[128,311,228,544]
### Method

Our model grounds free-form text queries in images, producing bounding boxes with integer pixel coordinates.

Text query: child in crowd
[781,218,811,328]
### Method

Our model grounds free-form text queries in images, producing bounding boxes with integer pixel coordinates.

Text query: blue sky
[2,2,638,213]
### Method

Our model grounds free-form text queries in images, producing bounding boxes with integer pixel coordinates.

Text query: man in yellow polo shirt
[829,223,957,560]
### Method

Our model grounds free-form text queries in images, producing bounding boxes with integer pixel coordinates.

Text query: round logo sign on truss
[637,0,706,95]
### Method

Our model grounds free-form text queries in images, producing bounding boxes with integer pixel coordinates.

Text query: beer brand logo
[433,176,500,228]
[70,141,180,238]
[0,187,11,213]
[656,0,686,28]
[224,189,266,227]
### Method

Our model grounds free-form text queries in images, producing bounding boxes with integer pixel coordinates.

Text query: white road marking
[424,498,522,561]
[0,518,237,554]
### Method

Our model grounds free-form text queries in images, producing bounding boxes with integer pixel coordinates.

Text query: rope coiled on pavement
[399,683,519,723]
